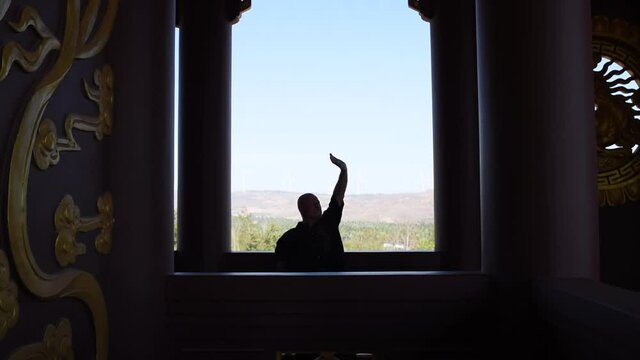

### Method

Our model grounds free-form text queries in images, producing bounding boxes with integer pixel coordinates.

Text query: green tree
[231,211,293,251]
[231,212,435,252]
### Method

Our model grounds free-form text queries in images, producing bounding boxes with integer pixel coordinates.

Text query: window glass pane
[231,1,434,252]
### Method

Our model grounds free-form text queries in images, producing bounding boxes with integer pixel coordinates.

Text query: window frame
[174,0,473,273]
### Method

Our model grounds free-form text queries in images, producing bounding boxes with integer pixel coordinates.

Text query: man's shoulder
[275,224,307,256]
[277,224,303,243]
[322,196,344,219]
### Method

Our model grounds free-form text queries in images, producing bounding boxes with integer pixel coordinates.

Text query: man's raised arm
[329,153,348,206]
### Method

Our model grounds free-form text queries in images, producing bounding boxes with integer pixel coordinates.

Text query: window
[230,1,435,253]
[175,1,441,271]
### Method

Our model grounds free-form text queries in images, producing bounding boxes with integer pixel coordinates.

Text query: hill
[232,190,434,223]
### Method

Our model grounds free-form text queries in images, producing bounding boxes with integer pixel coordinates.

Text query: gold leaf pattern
[8,319,74,360]
[0,6,60,81]
[6,0,118,358]
[0,249,18,339]
[54,193,114,267]
[33,64,114,170]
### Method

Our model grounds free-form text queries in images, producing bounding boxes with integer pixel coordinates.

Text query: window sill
[218,250,442,272]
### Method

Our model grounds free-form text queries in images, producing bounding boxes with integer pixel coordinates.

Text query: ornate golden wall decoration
[0,249,18,339]
[55,193,114,267]
[34,64,114,170]
[593,16,640,206]
[0,0,118,358]
[8,318,73,360]
[0,6,61,81]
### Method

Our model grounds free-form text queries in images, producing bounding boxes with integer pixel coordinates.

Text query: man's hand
[330,153,347,171]
[329,153,347,205]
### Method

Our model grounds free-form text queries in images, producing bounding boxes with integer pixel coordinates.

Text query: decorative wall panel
[593,17,640,206]
[0,0,118,358]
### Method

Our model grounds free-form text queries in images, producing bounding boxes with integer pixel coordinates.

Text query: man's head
[297,193,322,222]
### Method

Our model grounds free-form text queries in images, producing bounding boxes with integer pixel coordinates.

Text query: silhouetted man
[275,153,347,271]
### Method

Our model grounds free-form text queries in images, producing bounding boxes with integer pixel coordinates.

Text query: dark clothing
[275,197,345,271]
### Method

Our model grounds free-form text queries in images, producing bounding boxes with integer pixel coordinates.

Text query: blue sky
[177,1,433,195]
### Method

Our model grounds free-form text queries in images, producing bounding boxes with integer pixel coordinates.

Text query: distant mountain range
[232,191,434,223]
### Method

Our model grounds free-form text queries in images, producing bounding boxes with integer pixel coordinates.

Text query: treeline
[230,211,294,251]
[230,210,435,252]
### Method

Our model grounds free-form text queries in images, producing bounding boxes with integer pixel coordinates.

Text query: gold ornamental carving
[8,319,74,360]
[593,17,640,206]
[34,64,114,170]
[0,6,61,81]
[0,249,18,339]
[55,193,114,267]
[0,0,119,358]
